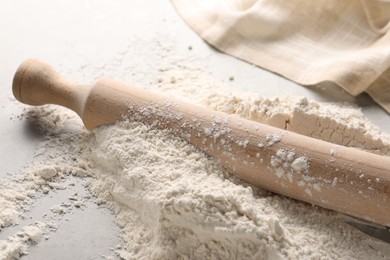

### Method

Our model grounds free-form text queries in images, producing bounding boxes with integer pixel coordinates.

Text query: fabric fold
[171,0,390,113]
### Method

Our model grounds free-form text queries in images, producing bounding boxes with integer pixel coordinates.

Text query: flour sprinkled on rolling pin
[13,59,390,226]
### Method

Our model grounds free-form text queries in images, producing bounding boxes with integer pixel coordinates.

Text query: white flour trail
[156,62,390,155]
[85,58,390,259]
[0,45,389,259]
[88,120,388,259]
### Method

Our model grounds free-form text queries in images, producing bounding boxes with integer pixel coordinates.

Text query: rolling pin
[12,59,390,227]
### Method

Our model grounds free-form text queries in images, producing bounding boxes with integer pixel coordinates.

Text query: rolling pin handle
[12,59,90,116]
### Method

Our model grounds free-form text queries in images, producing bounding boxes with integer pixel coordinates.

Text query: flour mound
[155,56,390,156]
[0,222,46,259]
[204,94,390,155]
[87,120,388,259]
[2,47,390,259]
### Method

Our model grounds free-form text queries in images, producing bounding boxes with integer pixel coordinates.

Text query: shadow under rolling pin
[12,59,390,227]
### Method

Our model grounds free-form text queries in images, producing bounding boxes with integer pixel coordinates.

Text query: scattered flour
[1,45,390,259]
[0,222,46,259]
[261,132,283,148]
[203,95,390,155]
[85,56,389,258]
[291,157,309,172]
[269,149,308,184]
[87,119,389,259]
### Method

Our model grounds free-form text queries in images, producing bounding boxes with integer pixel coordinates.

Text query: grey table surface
[1,1,389,259]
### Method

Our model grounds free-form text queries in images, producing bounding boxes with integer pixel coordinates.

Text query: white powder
[1,43,390,259]
[86,120,388,259]
[85,56,389,258]
[291,157,308,172]
[203,95,390,155]
[269,149,309,185]
[34,166,57,180]
[256,132,283,149]
[0,222,46,259]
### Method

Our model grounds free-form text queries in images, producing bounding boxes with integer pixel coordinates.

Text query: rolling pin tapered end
[12,59,63,106]
[12,59,36,103]
[12,59,91,117]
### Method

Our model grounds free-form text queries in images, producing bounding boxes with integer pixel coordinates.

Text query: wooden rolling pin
[13,59,390,227]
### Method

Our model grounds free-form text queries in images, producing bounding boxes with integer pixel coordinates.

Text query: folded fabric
[171,0,390,113]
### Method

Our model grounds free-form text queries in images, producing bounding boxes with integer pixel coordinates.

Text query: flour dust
[1,47,390,259]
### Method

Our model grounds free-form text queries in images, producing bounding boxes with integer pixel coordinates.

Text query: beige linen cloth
[171,0,390,113]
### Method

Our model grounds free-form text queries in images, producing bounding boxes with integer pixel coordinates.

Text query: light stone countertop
[0,1,389,259]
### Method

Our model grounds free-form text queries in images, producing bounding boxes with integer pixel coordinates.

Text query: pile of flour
[85,61,390,259]
[155,61,390,155]
[88,121,387,259]
[1,50,390,259]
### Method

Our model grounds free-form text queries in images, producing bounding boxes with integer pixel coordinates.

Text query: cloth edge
[171,0,390,114]
[366,84,390,114]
